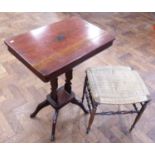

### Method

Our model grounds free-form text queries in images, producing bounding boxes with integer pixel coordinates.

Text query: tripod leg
[30,100,49,118]
[51,110,59,141]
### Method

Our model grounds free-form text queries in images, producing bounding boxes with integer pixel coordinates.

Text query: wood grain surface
[5,16,114,82]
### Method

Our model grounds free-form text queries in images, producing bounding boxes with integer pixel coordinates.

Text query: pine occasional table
[4,16,115,141]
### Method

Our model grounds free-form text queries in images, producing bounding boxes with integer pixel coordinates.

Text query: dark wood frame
[82,75,151,134]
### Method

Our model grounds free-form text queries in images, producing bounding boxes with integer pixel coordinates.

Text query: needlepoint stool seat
[82,66,151,133]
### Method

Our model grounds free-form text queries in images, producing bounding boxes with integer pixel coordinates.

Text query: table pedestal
[30,69,88,141]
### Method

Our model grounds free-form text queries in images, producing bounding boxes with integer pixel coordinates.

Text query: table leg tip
[129,128,133,133]
[85,111,89,114]
[86,129,90,134]
[30,113,36,118]
[51,135,55,141]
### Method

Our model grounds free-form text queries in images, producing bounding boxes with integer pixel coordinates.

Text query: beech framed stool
[82,66,151,133]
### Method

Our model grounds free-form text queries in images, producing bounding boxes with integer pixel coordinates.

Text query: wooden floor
[0,12,155,143]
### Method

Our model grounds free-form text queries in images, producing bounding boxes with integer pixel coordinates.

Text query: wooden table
[4,16,115,141]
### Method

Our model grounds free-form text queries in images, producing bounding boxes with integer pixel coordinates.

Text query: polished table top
[5,16,114,82]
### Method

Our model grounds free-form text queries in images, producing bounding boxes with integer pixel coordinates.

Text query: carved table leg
[30,100,50,118]
[64,70,72,94]
[50,78,58,101]
[49,78,59,141]
[51,110,59,141]
[30,78,58,119]
[65,69,88,114]
[30,78,59,141]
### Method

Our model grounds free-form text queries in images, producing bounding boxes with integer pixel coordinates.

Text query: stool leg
[85,78,98,134]
[129,101,148,132]
[85,87,92,113]
[87,105,97,134]
[82,76,87,104]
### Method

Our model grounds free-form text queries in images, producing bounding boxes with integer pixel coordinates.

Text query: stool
[82,66,151,133]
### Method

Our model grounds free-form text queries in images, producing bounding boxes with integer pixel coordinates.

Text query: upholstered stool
[82,66,151,133]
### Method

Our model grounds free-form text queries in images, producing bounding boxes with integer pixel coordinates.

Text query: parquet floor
[0,12,155,143]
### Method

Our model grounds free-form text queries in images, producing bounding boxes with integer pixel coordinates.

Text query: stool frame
[82,75,151,134]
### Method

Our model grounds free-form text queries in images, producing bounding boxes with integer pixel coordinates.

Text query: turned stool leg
[129,101,149,132]
[82,76,87,104]
[87,105,97,134]
[86,79,98,134]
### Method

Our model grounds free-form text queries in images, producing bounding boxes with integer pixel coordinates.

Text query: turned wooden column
[64,69,73,94]
[50,77,59,141]
[50,78,58,101]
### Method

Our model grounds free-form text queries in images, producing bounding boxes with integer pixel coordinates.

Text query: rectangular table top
[5,16,115,82]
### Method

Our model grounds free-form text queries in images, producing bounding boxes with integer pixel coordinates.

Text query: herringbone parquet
[0,12,155,142]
